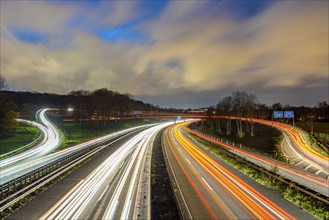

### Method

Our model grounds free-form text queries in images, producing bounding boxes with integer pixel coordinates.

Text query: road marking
[201,177,213,191]
[186,158,192,165]
[294,160,304,166]
[304,164,312,171]
[315,170,322,175]
[98,185,109,202]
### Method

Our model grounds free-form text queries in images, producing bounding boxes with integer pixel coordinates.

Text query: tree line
[204,91,328,138]
[0,76,162,131]
[67,88,160,127]
[0,75,18,134]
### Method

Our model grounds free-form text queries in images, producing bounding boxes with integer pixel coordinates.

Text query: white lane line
[295,160,304,166]
[98,185,109,202]
[315,170,322,175]
[304,164,312,171]
[201,177,213,191]
[186,158,192,165]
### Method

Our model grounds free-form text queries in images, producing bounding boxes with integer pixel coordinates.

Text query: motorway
[222,116,329,179]
[0,122,159,185]
[0,109,60,169]
[163,122,316,219]
[36,122,172,219]
[266,120,329,178]
[186,125,329,197]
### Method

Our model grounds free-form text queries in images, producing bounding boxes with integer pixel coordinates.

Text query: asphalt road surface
[163,122,316,220]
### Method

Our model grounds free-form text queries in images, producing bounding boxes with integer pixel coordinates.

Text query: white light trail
[41,122,172,220]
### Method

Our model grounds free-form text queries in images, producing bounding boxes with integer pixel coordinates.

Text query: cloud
[0,1,327,108]
[136,1,328,93]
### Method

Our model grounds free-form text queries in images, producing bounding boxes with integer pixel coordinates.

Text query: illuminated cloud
[0,0,327,107]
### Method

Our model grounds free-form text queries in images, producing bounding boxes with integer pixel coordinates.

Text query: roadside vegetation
[195,121,284,160]
[201,91,329,159]
[0,123,41,155]
[47,114,162,149]
[296,121,329,157]
[151,129,181,219]
[187,133,329,220]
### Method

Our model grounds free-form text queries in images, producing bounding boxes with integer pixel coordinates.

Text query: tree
[217,96,233,135]
[315,101,329,120]
[0,76,18,133]
[0,75,8,91]
[3,110,18,130]
[256,104,270,119]
[232,91,248,138]
[244,93,257,136]
[272,103,283,111]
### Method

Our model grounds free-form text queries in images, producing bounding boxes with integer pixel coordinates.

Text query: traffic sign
[273,111,283,119]
[284,111,294,118]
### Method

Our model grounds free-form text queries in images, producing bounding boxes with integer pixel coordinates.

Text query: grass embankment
[47,115,161,149]
[296,121,329,157]
[197,121,283,159]
[188,133,328,220]
[151,129,180,219]
[0,124,41,155]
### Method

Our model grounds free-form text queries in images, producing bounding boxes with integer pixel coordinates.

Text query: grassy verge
[295,121,329,134]
[306,134,329,157]
[0,124,41,155]
[187,133,328,220]
[47,115,162,149]
[196,121,283,159]
[151,128,180,219]
[295,121,329,157]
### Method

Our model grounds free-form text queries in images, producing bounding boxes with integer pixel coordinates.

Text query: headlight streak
[42,133,146,220]
[0,109,60,168]
[0,123,157,185]
[168,122,296,220]
[40,122,173,220]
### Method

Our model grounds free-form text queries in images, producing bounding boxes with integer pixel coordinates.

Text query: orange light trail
[184,125,329,189]
[167,122,296,220]
[166,128,240,219]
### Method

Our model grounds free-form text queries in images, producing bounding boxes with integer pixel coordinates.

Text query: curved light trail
[0,108,60,169]
[184,124,329,197]
[0,123,157,185]
[164,122,298,219]
[0,119,45,158]
[219,116,329,177]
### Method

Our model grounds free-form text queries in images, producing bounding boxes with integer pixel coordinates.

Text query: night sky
[1,0,328,108]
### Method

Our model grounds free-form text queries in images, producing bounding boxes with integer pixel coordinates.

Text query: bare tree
[231,91,256,138]
[0,75,8,91]
[245,93,257,136]
[217,96,233,135]
[232,91,247,138]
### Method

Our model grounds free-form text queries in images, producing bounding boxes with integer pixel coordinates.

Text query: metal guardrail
[0,143,94,200]
[0,124,159,219]
[186,128,329,205]
[0,120,44,159]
